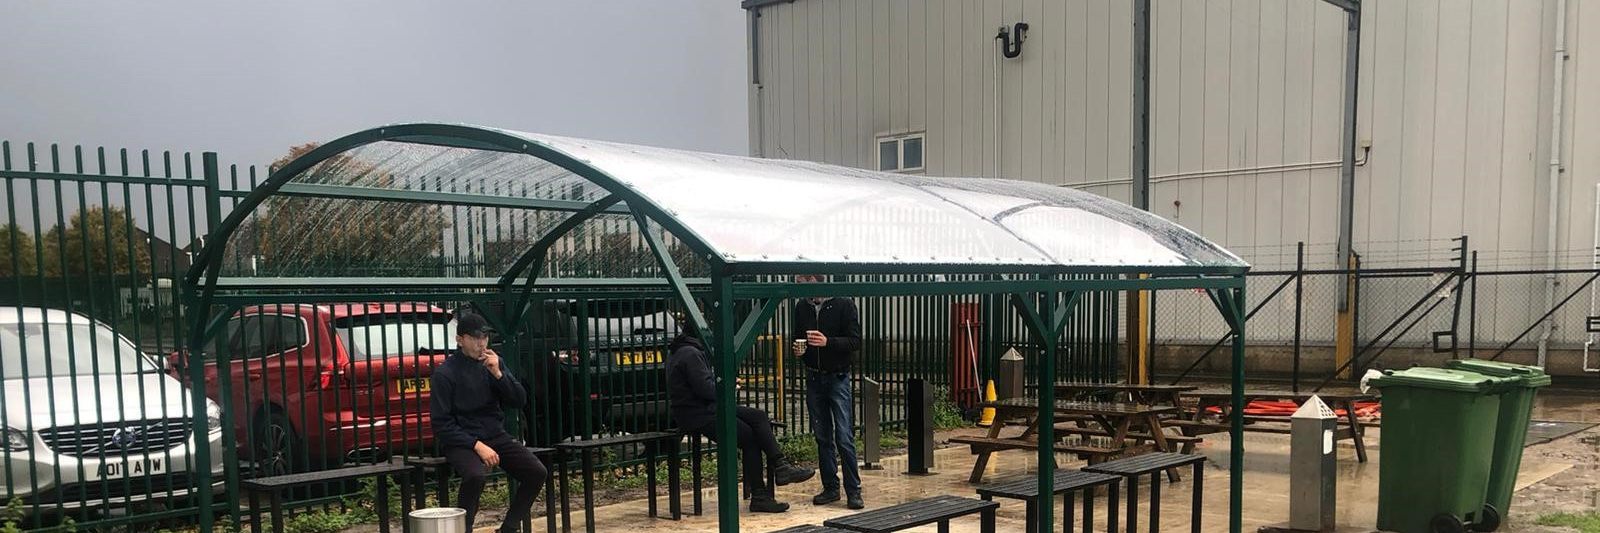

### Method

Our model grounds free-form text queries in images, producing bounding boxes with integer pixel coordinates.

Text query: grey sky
[0,1,750,167]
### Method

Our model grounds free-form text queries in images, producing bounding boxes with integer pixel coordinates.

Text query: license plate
[397,378,431,394]
[614,351,662,366]
[94,457,167,481]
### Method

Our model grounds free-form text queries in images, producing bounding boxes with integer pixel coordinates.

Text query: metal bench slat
[1082,452,1204,476]
[243,462,411,489]
[824,495,997,533]
[976,471,1121,499]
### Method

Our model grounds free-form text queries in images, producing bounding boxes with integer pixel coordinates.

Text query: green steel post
[1229,286,1247,533]
[713,274,741,533]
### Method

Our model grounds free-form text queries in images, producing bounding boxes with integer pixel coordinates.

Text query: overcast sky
[0,1,750,167]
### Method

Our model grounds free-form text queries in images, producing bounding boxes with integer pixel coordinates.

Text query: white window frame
[875,132,926,174]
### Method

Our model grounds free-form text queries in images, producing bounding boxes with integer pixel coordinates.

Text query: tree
[0,224,38,276]
[40,206,151,278]
[240,143,451,276]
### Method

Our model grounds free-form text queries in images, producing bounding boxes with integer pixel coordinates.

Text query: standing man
[791,274,865,509]
[431,312,549,533]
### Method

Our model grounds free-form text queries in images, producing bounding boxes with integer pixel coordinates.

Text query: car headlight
[206,402,223,433]
[2,427,29,451]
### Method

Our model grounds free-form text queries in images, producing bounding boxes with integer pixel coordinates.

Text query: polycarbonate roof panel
[488,127,1246,269]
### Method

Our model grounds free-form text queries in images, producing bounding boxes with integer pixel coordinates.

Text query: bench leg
[691,437,703,516]
[1025,501,1037,533]
[1191,461,1203,533]
[436,466,451,508]
[1081,487,1094,533]
[969,451,992,484]
[1149,473,1160,533]
[1064,492,1076,533]
[545,453,559,533]
[1126,476,1138,533]
[399,474,413,533]
[1346,403,1369,463]
[248,490,262,533]
[668,438,682,520]
[647,443,658,518]
[982,508,996,533]
[271,491,285,533]
[1107,480,1119,533]
[377,474,392,533]
[940,519,951,533]
[410,466,426,511]
[559,450,572,533]
[583,451,596,533]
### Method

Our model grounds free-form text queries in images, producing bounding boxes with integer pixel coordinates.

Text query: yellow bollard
[977,380,998,427]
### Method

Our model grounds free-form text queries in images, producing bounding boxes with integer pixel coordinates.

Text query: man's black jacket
[429,349,528,449]
[791,297,863,373]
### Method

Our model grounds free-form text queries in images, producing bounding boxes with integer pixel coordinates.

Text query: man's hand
[806,330,829,347]
[474,441,500,468]
[482,348,503,379]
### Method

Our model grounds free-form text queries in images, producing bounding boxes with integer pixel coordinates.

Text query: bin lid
[1444,359,1553,387]
[1366,367,1519,394]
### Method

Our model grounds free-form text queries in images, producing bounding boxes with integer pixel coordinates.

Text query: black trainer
[750,497,791,513]
[813,488,841,505]
[774,462,815,486]
[847,493,865,510]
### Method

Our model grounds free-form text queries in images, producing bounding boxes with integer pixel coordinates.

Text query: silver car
[1,307,226,511]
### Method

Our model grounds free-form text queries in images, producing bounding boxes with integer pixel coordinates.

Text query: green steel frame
[183,123,1251,533]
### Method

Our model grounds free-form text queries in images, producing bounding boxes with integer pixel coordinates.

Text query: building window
[876,133,925,173]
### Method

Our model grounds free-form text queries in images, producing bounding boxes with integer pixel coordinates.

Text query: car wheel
[254,411,304,477]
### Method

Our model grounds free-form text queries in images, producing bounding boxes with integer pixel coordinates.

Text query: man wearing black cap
[430,312,548,533]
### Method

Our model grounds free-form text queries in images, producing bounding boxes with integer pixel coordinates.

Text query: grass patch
[1538,512,1600,533]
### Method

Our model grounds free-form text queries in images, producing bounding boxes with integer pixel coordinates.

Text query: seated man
[430,313,548,533]
[665,322,814,513]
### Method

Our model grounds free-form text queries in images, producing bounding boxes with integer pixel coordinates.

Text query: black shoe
[750,497,790,513]
[774,463,815,486]
[813,489,841,505]
[847,493,865,510]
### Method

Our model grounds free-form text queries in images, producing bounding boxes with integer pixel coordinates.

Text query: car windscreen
[0,321,156,377]
[333,314,457,359]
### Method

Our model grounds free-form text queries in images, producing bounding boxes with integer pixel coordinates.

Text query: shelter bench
[976,470,1121,533]
[555,431,682,533]
[823,494,999,533]
[242,461,413,533]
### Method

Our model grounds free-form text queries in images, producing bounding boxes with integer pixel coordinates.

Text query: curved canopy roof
[198,123,1246,283]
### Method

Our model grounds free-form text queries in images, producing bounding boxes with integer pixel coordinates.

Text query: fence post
[1469,252,1478,358]
[1294,242,1304,393]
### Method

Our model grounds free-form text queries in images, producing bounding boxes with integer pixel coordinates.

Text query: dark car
[521,298,678,442]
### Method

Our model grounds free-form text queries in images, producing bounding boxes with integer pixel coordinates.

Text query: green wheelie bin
[1444,358,1552,528]
[1369,367,1518,533]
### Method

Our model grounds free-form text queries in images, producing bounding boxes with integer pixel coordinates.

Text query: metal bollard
[409,508,467,533]
[862,378,882,470]
[906,378,935,475]
[997,348,1025,399]
[1290,395,1338,532]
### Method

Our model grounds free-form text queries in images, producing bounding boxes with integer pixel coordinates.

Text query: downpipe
[1540,0,1570,369]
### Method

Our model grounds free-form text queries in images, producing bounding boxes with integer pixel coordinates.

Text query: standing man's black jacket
[792,297,863,373]
[665,333,717,431]
[430,349,528,448]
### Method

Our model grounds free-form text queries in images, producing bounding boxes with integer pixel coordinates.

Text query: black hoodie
[665,332,719,431]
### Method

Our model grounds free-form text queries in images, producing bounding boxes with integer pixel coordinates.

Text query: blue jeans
[806,370,860,495]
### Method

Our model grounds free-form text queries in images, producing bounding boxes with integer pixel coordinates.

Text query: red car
[171,303,456,475]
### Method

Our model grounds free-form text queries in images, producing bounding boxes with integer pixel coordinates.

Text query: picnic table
[952,398,1189,483]
[1174,389,1375,462]
[1041,381,1198,409]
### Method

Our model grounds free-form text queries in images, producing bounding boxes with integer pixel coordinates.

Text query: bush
[932,386,971,430]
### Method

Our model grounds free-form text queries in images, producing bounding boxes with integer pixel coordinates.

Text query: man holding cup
[791,274,865,509]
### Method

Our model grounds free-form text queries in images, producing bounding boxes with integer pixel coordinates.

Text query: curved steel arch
[183,122,725,291]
